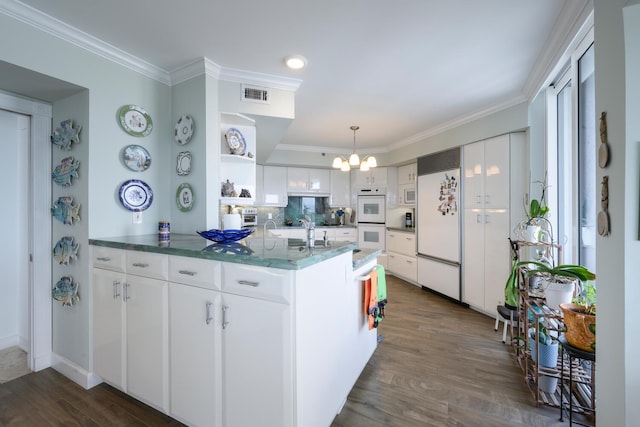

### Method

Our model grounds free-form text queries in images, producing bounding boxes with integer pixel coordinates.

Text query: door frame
[0,92,52,371]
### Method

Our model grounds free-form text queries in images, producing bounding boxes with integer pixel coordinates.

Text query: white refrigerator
[417,168,461,301]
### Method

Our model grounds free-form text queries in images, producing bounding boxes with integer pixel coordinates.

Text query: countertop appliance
[240,207,257,227]
[416,147,462,302]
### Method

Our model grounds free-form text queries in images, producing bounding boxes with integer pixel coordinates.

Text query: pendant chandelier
[332,126,377,172]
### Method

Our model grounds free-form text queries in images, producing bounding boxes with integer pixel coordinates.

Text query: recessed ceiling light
[285,55,307,70]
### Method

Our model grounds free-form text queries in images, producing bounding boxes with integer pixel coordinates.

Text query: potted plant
[560,281,596,352]
[528,319,559,393]
[518,176,551,242]
[504,260,595,311]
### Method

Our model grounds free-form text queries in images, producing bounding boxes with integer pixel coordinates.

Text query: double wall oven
[356,188,386,251]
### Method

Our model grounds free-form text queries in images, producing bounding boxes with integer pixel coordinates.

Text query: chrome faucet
[298,218,316,247]
[263,219,277,236]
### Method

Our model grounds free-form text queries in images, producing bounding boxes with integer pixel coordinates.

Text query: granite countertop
[89,234,380,271]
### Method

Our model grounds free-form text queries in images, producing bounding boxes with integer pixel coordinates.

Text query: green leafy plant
[573,281,596,315]
[531,320,554,345]
[525,177,550,223]
[504,260,596,309]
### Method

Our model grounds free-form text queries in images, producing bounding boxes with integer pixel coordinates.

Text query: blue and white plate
[119,179,153,212]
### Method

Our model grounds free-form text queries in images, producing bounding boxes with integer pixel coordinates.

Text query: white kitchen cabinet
[262,165,288,206]
[386,230,417,283]
[221,263,293,427]
[220,113,256,205]
[332,227,357,242]
[354,167,387,187]
[168,256,222,427]
[330,169,351,207]
[92,247,168,412]
[398,163,417,185]
[169,284,222,427]
[462,132,525,315]
[463,134,510,209]
[287,167,330,194]
[92,267,125,389]
[463,209,510,313]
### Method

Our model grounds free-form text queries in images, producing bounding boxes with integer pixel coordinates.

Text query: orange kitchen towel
[367,268,379,330]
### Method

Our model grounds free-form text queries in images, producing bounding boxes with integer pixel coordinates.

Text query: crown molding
[170,57,222,85]
[1,0,302,91]
[522,0,593,100]
[275,143,388,155]
[219,67,302,92]
[0,0,172,85]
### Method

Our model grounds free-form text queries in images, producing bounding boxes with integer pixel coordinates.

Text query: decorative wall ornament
[51,119,81,150]
[175,114,194,145]
[52,275,79,307]
[121,144,151,172]
[53,236,80,265]
[52,156,80,186]
[51,196,81,225]
[598,175,610,237]
[599,111,610,168]
[118,104,153,137]
[176,151,192,175]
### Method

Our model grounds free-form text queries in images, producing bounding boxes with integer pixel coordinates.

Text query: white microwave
[402,185,416,205]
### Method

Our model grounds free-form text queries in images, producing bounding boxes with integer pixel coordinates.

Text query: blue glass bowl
[197,228,255,243]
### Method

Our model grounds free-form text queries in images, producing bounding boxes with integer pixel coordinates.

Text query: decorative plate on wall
[121,144,152,172]
[51,119,81,151]
[176,183,194,212]
[118,179,153,212]
[52,156,80,186]
[118,105,153,137]
[176,151,192,175]
[175,114,194,145]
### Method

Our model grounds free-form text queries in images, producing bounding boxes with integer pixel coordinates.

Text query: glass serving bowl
[196,228,255,243]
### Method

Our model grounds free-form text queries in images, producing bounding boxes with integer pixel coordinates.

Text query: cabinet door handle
[238,280,259,287]
[205,301,213,325]
[485,214,491,224]
[178,270,197,276]
[131,262,149,268]
[405,237,412,241]
[123,282,130,301]
[476,195,481,204]
[112,280,121,300]
[97,257,111,262]
[485,195,491,204]
[222,305,229,329]
[476,214,482,224]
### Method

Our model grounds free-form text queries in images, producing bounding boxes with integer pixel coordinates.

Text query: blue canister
[158,220,170,241]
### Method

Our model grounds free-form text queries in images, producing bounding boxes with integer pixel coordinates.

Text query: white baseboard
[51,353,103,389]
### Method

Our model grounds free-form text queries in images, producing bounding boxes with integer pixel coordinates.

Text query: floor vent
[242,84,271,104]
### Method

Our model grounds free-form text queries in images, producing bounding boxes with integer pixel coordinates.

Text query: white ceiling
[9,0,589,155]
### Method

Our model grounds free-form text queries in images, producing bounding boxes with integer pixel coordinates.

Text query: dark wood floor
[1,276,568,426]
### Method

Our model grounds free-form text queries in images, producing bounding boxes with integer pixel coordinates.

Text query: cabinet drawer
[222,263,292,304]
[388,253,417,282]
[92,246,126,272]
[333,228,357,242]
[169,256,221,290]
[126,251,168,280]
[387,231,416,256]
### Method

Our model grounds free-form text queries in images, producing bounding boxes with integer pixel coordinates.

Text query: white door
[222,293,292,427]
[263,166,288,206]
[169,283,222,427]
[483,135,510,209]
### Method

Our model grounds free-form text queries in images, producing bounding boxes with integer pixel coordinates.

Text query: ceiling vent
[242,84,271,104]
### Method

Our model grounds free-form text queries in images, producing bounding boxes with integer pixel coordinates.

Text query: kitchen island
[89,234,380,427]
